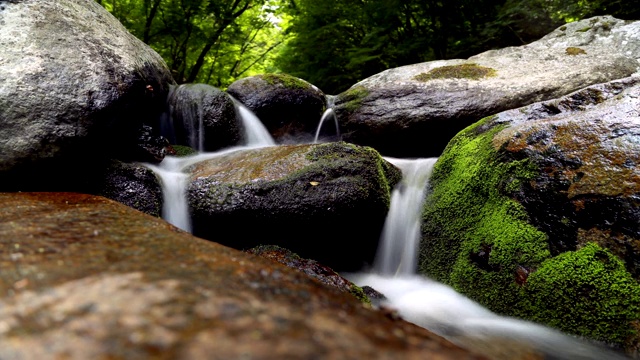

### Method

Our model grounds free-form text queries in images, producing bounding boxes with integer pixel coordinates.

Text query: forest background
[96,0,640,95]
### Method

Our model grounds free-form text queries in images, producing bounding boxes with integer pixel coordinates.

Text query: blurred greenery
[97,0,640,93]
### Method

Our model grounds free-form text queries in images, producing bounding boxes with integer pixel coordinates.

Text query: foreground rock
[334,16,640,158]
[420,76,640,355]
[188,142,401,272]
[0,192,487,360]
[227,74,327,143]
[0,0,175,190]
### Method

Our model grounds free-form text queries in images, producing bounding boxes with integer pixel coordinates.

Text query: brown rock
[0,192,486,359]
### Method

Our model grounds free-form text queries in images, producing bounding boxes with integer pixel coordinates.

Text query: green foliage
[517,243,640,346]
[413,63,497,81]
[98,0,286,88]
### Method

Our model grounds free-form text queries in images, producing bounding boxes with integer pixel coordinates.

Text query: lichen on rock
[413,63,497,81]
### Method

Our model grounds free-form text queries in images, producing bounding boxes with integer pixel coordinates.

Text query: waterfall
[143,157,193,232]
[313,95,340,143]
[232,98,276,147]
[346,158,629,360]
[373,157,437,276]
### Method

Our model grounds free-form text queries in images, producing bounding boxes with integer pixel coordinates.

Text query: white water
[374,157,438,276]
[313,95,340,143]
[233,100,276,147]
[346,158,630,360]
[313,108,340,143]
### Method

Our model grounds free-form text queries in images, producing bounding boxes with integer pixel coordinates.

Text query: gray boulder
[227,73,328,143]
[0,0,175,190]
[187,142,401,272]
[334,16,640,158]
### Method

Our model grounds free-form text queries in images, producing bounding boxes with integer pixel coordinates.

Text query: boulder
[227,73,328,143]
[91,159,163,217]
[164,84,243,152]
[0,192,487,360]
[187,142,402,272]
[420,76,640,355]
[333,16,640,158]
[0,0,175,190]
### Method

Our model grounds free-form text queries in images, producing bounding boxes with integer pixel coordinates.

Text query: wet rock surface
[0,192,487,360]
[187,142,401,272]
[334,16,640,158]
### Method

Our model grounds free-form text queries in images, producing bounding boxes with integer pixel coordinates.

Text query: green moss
[339,86,369,113]
[577,26,592,32]
[170,145,198,157]
[259,73,311,90]
[566,47,587,56]
[306,142,400,207]
[517,243,640,346]
[349,284,372,304]
[414,63,497,82]
[420,115,549,311]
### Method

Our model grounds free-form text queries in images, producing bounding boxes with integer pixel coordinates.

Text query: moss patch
[339,86,369,113]
[414,63,497,82]
[420,116,549,311]
[170,145,198,157]
[517,243,640,347]
[566,47,587,56]
[259,73,312,90]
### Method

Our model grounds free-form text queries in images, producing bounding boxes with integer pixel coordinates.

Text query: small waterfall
[346,157,629,360]
[313,95,340,143]
[374,157,438,275]
[143,157,193,232]
[232,99,276,147]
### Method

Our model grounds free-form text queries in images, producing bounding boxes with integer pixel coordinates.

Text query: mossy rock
[414,63,497,81]
[188,142,401,272]
[420,79,640,352]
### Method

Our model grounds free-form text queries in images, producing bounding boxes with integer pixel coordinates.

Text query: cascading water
[232,98,276,147]
[148,92,629,359]
[373,157,438,276]
[313,95,340,143]
[347,158,630,360]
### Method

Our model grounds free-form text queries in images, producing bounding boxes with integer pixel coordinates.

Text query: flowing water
[149,95,630,359]
[346,158,630,360]
[313,95,340,143]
